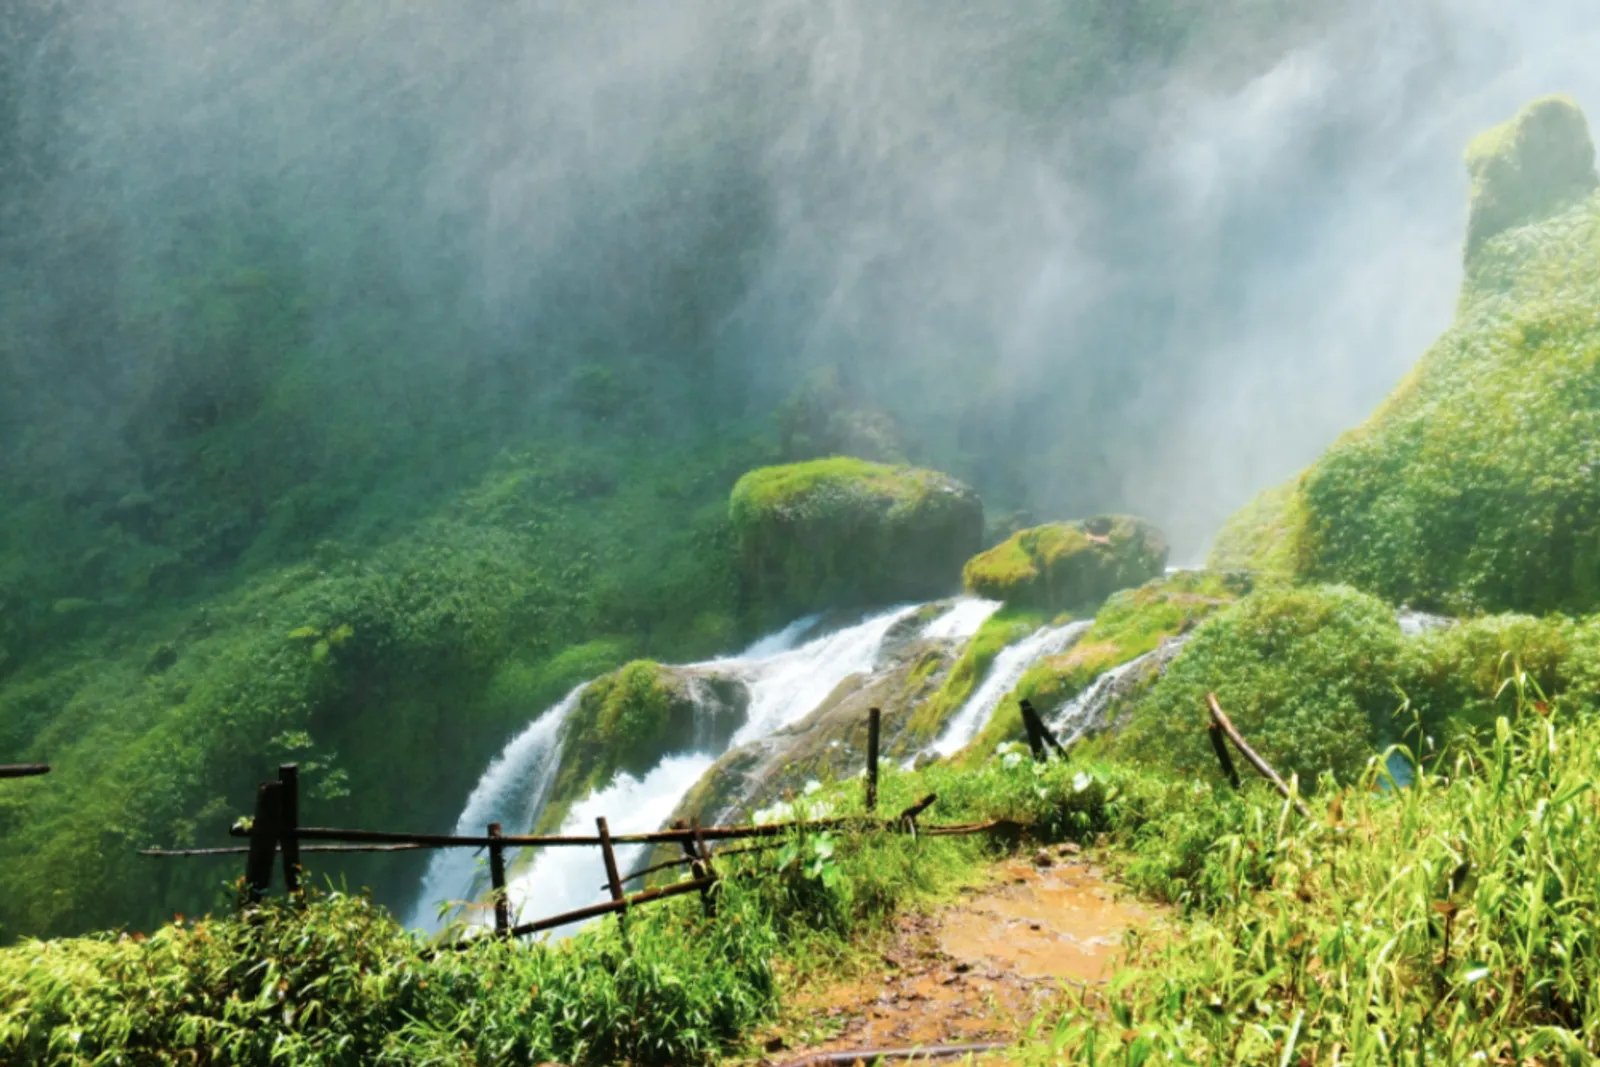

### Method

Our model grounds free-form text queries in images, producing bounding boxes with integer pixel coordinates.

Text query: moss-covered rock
[536,660,748,833]
[961,570,1250,763]
[1465,95,1598,262]
[1214,98,1600,616]
[729,458,982,624]
[962,516,1168,611]
[1108,584,1404,789]
[659,605,962,833]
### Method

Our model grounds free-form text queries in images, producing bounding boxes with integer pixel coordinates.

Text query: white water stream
[411,596,1080,936]
[928,619,1093,757]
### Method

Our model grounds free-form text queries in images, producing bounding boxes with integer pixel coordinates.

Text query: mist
[6,0,1600,560]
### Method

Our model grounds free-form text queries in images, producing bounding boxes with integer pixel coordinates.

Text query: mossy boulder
[961,570,1249,763]
[962,516,1168,611]
[729,458,982,624]
[1465,95,1598,262]
[1108,585,1404,789]
[1213,98,1600,616]
[537,660,748,833]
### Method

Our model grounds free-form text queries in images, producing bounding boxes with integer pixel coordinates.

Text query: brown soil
[755,846,1157,1062]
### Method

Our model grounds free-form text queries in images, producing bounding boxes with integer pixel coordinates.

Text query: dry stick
[1208,722,1242,790]
[597,816,629,942]
[0,764,49,778]
[1206,693,1312,818]
[278,764,301,896]
[243,781,284,905]
[487,822,510,936]
[143,843,423,857]
[865,706,881,812]
[776,1041,1010,1067]
[495,875,715,941]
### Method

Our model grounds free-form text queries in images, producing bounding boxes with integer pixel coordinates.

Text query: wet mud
[757,846,1157,1061]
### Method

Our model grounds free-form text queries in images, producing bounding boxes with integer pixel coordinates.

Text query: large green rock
[536,660,747,833]
[1211,97,1600,615]
[962,516,1168,611]
[1109,584,1404,789]
[729,458,982,623]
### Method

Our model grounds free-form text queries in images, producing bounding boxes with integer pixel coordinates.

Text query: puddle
[756,848,1158,1060]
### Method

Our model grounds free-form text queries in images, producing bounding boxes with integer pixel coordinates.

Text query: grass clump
[962,515,1168,611]
[729,457,983,626]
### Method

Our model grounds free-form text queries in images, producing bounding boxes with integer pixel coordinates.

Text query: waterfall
[406,684,585,930]
[928,619,1092,757]
[1046,636,1189,744]
[1397,610,1454,636]
[418,601,931,936]
[920,597,1001,641]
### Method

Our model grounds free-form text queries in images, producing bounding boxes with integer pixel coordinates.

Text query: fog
[6,0,1600,558]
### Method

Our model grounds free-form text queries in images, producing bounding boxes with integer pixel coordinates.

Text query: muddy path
[754,845,1159,1062]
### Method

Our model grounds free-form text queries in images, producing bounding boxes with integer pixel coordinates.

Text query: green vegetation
[963,570,1249,762]
[729,458,983,626]
[901,606,1049,748]
[1030,677,1600,1064]
[0,438,759,940]
[962,515,1168,611]
[1110,584,1404,788]
[1213,98,1600,616]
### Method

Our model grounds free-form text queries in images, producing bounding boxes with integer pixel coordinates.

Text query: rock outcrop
[730,458,983,626]
[962,516,1168,611]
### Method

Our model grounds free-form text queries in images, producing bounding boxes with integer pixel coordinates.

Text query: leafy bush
[1110,584,1404,788]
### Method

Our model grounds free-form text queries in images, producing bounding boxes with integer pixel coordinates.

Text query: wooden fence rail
[140,705,1026,942]
[0,764,49,779]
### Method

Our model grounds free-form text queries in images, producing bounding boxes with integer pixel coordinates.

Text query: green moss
[961,515,1168,611]
[901,607,1048,747]
[961,570,1250,763]
[1212,98,1600,617]
[1465,95,1598,263]
[1109,584,1404,789]
[729,458,982,625]
[1206,480,1306,576]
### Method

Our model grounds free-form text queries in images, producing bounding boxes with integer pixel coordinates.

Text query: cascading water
[418,599,974,935]
[928,619,1093,757]
[1047,636,1190,744]
[407,685,585,930]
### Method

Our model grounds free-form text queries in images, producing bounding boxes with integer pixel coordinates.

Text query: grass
[1020,671,1600,1065]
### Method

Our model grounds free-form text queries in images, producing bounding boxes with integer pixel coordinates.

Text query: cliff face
[1212,98,1600,617]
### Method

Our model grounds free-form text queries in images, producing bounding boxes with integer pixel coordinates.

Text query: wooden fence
[138,693,1302,943]
[0,763,49,779]
[141,707,1021,943]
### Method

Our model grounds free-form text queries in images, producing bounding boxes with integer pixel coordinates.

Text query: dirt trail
[757,846,1157,1061]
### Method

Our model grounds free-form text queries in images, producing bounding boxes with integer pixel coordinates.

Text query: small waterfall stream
[928,620,1092,757]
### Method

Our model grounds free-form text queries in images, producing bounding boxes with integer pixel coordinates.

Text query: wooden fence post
[488,822,510,935]
[692,819,718,918]
[865,707,881,812]
[1019,699,1064,762]
[243,780,284,906]
[278,764,301,896]
[597,816,629,943]
[1206,693,1311,818]
[1207,722,1242,790]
